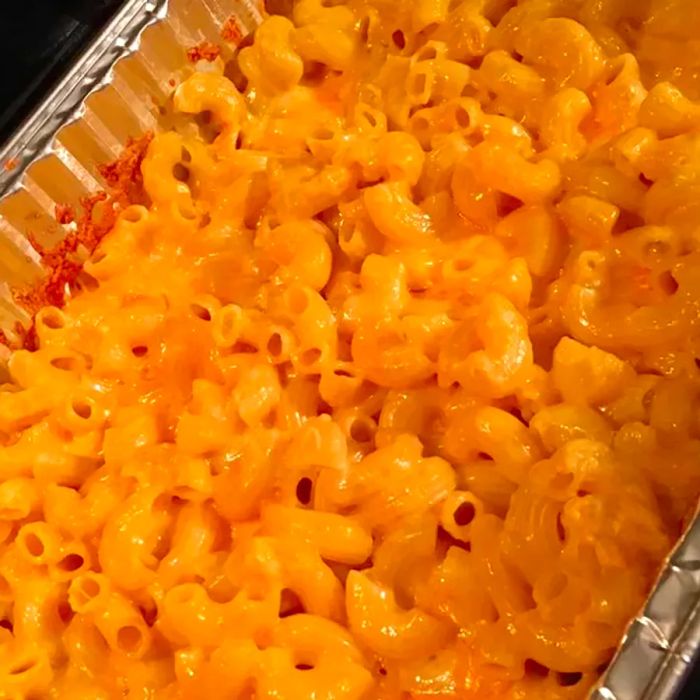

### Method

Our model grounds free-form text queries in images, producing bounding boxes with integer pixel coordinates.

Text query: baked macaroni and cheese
[1,0,699,698]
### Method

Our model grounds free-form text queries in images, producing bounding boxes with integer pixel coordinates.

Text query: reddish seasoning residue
[3,158,18,172]
[13,319,39,352]
[55,204,75,225]
[16,191,113,316]
[168,78,177,87]
[98,132,153,207]
[186,41,221,63]
[5,132,154,350]
[221,16,244,44]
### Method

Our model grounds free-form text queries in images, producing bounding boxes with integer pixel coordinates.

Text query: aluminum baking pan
[0,1,698,698]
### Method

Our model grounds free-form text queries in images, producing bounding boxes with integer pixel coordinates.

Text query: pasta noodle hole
[180,147,192,163]
[296,477,314,506]
[556,512,566,542]
[312,127,335,142]
[176,203,198,221]
[172,163,190,183]
[224,54,249,94]
[122,207,146,224]
[71,399,93,420]
[194,110,221,144]
[497,193,522,217]
[117,625,145,654]
[39,309,65,330]
[360,109,377,129]
[262,407,279,430]
[302,62,328,87]
[453,501,476,526]
[9,658,37,676]
[267,333,283,358]
[207,578,237,604]
[231,340,258,355]
[295,663,315,671]
[57,553,85,573]
[416,44,439,62]
[23,532,44,558]
[78,273,100,294]
[131,345,149,358]
[603,58,626,86]
[507,405,527,425]
[549,472,574,492]
[557,671,583,687]
[0,618,12,632]
[349,417,375,444]
[394,582,416,611]
[300,347,323,367]
[150,532,176,564]
[50,356,80,372]
[57,599,74,624]
[279,588,305,618]
[358,15,370,44]
[140,602,159,627]
[454,106,472,130]
[190,303,212,321]
[657,270,679,295]
[334,367,354,378]
[453,257,475,273]
[75,577,101,604]
[612,210,644,235]
[412,115,430,135]
[524,659,550,678]
[391,30,406,50]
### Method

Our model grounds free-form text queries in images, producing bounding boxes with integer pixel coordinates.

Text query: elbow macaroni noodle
[2,0,700,697]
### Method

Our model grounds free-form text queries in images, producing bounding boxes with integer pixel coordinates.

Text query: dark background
[0,0,124,143]
[0,1,698,698]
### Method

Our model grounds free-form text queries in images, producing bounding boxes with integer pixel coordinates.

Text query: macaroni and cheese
[1,0,700,698]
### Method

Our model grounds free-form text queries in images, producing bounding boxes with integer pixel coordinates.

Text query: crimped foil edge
[591,512,700,700]
[0,0,169,199]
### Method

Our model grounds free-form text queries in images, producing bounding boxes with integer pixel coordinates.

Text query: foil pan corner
[0,0,169,200]
[591,512,700,700]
